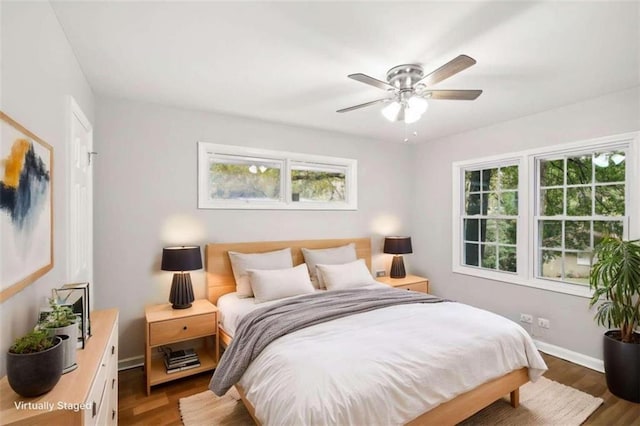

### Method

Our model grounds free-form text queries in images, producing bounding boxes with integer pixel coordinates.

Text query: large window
[198,143,357,210]
[453,132,638,297]
[536,151,626,285]
[462,165,518,272]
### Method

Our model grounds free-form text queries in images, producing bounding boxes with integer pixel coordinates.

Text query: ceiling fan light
[593,154,609,168]
[611,153,625,165]
[404,108,422,124]
[407,96,428,115]
[382,101,401,122]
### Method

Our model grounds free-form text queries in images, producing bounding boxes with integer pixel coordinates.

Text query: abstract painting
[0,112,53,302]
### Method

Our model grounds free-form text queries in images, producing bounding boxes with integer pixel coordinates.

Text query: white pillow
[316,259,375,290]
[228,248,293,298]
[248,264,315,304]
[301,243,357,289]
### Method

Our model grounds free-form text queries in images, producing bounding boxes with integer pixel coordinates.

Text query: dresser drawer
[149,313,216,346]
[396,282,428,293]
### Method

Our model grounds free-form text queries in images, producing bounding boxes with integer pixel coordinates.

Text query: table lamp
[161,246,202,309]
[383,236,413,279]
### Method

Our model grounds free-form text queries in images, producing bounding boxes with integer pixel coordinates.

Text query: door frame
[67,96,94,306]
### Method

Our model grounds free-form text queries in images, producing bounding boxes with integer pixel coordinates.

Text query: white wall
[94,97,414,361]
[412,86,640,360]
[0,1,94,375]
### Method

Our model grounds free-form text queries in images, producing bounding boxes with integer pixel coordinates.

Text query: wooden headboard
[205,238,371,304]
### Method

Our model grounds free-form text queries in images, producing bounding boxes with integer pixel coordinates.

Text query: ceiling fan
[337,54,482,123]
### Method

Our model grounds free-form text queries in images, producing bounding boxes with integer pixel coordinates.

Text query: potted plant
[7,329,63,397]
[38,298,78,373]
[589,236,640,403]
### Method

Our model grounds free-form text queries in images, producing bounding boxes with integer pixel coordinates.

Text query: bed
[205,238,547,425]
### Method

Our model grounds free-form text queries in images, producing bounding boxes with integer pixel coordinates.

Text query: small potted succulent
[7,329,63,397]
[38,298,78,373]
[589,236,640,403]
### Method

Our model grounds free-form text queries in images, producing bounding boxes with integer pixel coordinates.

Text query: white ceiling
[51,1,639,143]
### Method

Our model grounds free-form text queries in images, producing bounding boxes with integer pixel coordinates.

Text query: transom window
[452,132,638,298]
[198,143,357,210]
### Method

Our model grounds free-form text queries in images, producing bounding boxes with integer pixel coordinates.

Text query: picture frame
[0,112,54,302]
[55,282,91,349]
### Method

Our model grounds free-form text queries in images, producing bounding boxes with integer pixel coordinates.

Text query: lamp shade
[161,246,202,271]
[383,237,413,255]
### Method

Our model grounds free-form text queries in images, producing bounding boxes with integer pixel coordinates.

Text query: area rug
[179,377,603,426]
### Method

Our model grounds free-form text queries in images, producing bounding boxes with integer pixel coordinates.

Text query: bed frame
[205,237,527,426]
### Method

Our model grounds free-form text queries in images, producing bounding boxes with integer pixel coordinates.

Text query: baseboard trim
[118,355,144,371]
[534,339,604,373]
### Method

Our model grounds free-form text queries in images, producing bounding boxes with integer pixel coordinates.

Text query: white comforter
[237,301,547,426]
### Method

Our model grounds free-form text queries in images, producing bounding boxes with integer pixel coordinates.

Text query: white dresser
[0,309,119,425]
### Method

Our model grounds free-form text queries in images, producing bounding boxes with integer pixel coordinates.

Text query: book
[167,348,197,363]
[164,358,200,373]
[164,354,199,368]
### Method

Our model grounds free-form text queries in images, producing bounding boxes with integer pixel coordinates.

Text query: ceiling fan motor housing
[386,64,425,89]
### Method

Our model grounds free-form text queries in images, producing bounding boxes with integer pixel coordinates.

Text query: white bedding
[217,283,384,337]
[234,299,547,426]
[217,292,282,337]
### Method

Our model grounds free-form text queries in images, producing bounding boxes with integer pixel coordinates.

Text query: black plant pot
[603,330,640,403]
[6,336,63,397]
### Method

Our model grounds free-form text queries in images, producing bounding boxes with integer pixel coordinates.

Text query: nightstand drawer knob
[183,326,188,330]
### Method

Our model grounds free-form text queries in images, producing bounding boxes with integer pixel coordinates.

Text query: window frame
[452,132,639,298]
[198,143,357,210]
[460,163,520,273]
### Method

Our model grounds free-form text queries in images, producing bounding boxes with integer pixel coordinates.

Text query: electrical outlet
[538,318,550,329]
[375,270,386,278]
[519,313,533,324]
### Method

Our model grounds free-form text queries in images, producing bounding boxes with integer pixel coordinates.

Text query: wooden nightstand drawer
[149,313,216,346]
[377,274,430,294]
[395,282,428,293]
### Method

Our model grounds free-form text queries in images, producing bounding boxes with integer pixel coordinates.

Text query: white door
[68,97,93,308]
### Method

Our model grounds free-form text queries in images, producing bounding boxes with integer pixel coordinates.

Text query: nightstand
[144,299,218,395]
[377,274,430,293]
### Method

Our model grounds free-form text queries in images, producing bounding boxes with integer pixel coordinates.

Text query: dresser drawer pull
[183,326,188,330]
[111,345,115,355]
[92,401,97,417]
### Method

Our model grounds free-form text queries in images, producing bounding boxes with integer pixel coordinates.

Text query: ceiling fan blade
[348,73,395,90]
[417,55,477,87]
[336,98,388,113]
[425,89,483,100]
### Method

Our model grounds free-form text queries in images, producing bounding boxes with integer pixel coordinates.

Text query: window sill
[452,266,593,298]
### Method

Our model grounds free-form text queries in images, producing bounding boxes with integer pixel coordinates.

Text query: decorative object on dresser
[6,330,63,397]
[161,245,203,309]
[377,274,429,293]
[56,281,91,348]
[0,309,119,425]
[383,236,413,278]
[38,298,78,373]
[0,111,54,303]
[145,299,219,395]
[589,236,640,403]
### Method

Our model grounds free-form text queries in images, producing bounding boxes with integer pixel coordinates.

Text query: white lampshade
[404,108,422,124]
[407,96,428,115]
[611,153,625,165]
[382,101,401,121]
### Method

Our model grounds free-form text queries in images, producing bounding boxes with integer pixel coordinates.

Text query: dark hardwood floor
[118,353,640,425]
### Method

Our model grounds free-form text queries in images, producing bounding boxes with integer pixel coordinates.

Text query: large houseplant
[589,236,640,403]
[38,298,78,373]
[7,329,63,397]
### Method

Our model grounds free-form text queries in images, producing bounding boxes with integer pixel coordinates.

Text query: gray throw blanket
[209,286,448,395]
